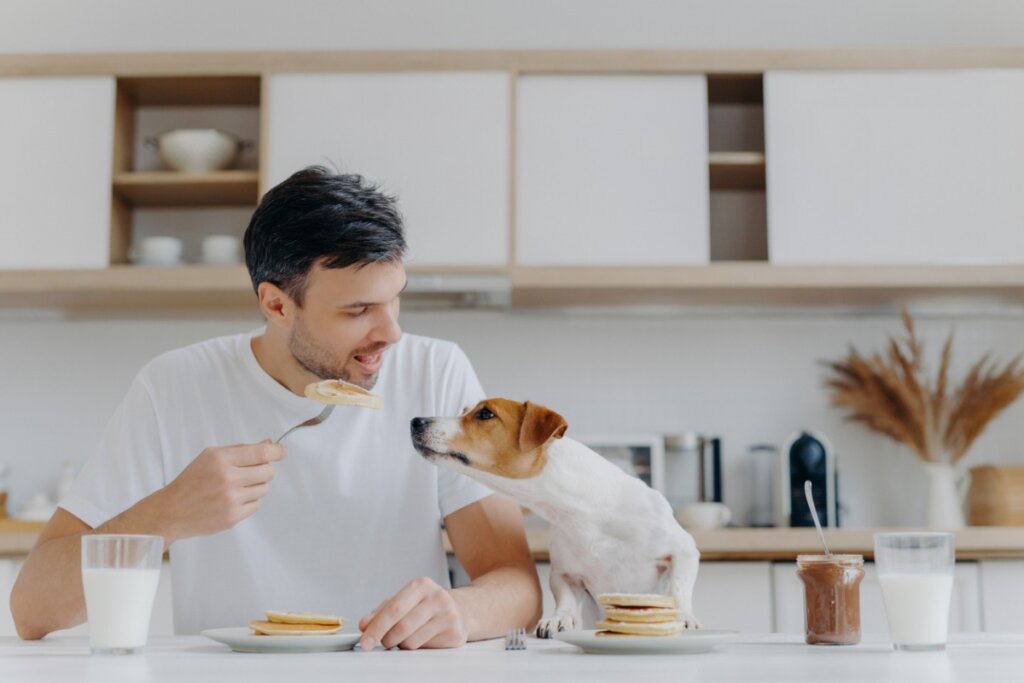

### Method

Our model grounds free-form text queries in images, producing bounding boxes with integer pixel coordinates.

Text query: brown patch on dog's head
[413,398,567,479]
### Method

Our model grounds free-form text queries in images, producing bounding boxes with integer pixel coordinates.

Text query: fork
[274,405,335,443]
[504,627,527,651]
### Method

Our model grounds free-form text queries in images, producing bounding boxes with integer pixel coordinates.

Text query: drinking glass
[874,532,955,651]
[81,534,162,655]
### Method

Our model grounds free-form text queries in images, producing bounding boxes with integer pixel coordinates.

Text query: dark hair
[243,166,406,306]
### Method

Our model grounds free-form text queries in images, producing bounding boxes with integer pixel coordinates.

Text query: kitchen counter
[3,633,1024,682]
[5,519,1024,560]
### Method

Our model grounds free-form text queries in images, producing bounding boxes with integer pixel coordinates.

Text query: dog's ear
[518,401,568,453]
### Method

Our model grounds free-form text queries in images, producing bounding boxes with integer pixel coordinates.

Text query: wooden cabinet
[0,76,114,269]
[516,74,709,266]
[765,69,1024,265]
[772,561,983,635]
[266,72,511,267]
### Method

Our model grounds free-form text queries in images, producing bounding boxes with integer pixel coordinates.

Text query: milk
[878,573,954,647]
[82,568,160,651]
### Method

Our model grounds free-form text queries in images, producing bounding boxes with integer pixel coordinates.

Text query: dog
[410,398,701,637]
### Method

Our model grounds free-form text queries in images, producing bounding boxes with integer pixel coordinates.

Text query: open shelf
[709,151,766,190]
[113,170,259,207]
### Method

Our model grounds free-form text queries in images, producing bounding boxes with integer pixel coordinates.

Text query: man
[11,167,542,650]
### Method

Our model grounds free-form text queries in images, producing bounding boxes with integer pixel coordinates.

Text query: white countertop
[3,633,1024,682]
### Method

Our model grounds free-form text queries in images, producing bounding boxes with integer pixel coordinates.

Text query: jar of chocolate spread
[796,554,865,645]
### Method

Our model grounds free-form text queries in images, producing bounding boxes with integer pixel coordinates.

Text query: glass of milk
[81,534,163,655]
[874,532,955,651]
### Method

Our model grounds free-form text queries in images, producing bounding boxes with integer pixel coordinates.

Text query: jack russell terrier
[410,398,701,637]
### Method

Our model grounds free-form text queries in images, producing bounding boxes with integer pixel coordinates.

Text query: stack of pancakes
[249,610,344,636]
[595,594,681,637]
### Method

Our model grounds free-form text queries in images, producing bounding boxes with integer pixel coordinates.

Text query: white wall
[2,1,1023,528]
[2,0,1024,53]
[3,305,1024,528]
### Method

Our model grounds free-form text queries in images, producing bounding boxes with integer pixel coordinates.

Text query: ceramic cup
[200,234,242,265]
[674,502,731,529]
[128,236,183,267]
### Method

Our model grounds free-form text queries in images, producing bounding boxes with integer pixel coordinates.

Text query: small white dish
[554,629,738,655]
[201,627,360,653]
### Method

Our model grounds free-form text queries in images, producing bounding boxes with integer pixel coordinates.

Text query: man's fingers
[239,483,269,504]
[358,580,430,650]
[380,601,435,650]
[399,616,447,650]
[235,463,276,487]
[230,442,286,466]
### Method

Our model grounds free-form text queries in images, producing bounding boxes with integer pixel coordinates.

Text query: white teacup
[129,236,183,267]
[674,502,731,529]
[200,234,241,265]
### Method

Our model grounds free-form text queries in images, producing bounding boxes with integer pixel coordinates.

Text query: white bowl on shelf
[147,128,250,173]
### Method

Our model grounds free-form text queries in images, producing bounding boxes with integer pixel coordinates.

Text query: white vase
[922,461,966,529]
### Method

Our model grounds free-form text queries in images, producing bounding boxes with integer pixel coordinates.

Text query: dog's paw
[534,613,576,639]
[678,613,702,630]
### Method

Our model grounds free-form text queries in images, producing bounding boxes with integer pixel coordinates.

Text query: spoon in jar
[804,479,832,557]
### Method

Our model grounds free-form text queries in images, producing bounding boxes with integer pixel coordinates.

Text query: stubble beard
[288,314,381,390]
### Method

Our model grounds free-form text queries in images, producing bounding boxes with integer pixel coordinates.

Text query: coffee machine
[775,430,839,527]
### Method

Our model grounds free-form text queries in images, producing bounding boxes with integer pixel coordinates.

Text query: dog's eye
[474,407,495,420]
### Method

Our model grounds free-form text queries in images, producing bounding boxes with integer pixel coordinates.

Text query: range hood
[401,272,511,309]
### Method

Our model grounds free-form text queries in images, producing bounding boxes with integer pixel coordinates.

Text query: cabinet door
[765,70,1024,264]
[693,561,773,632]
[979,559,1024,632]
[516,74,709,266]
[0,76,114,269]
[773,561,982,635]
[266,72,510,267]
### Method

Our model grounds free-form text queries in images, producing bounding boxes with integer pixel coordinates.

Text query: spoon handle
[804,480,832,556]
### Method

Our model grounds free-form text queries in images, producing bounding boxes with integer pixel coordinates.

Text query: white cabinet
[979,560,1024,632]
[0,558,174,638]
[266,72,510,267]
[0,76,114,268]
[693,561,773,632]
[765,70,1024,264]
[516,75,710,266]
[772,561,982,635]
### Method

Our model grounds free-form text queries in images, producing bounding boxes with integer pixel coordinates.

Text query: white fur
[417,421,701,637]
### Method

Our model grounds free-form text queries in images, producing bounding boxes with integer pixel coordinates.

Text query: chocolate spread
[796,554,864,645]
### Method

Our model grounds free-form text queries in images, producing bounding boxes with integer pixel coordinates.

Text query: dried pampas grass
[823,307,1024,466]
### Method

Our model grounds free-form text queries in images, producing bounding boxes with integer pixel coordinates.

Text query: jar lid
[797,554,864,566]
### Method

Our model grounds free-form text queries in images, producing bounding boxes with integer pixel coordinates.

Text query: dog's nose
[410,417,430,435]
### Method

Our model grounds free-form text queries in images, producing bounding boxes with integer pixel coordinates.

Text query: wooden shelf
[5,264,1024,311]
[118,76,261,106]
[511,264,1024,307]
[113,171,260,207]
[709,151,766,190]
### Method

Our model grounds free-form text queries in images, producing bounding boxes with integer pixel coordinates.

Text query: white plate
[555,629,738,655]
[201,627,361,653]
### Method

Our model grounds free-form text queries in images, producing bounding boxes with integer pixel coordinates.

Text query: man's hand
[357,577,469,650]
[158,440,286,543]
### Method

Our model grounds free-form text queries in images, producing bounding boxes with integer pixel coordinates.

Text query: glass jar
[796,554,864,645]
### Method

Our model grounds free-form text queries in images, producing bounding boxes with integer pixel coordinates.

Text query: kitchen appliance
[747,443,778,527]
[664,433,723,506]
[775,430,839,527]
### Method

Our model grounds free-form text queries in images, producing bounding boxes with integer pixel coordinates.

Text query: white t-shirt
[60,330,494,634]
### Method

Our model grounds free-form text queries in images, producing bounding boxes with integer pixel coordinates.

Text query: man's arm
[357,494,542,650]
[10,442,285,640]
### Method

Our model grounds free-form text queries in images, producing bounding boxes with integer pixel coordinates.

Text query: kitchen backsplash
[2,306,1023,527]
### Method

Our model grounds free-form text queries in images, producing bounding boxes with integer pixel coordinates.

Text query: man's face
[287,260,406,390]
